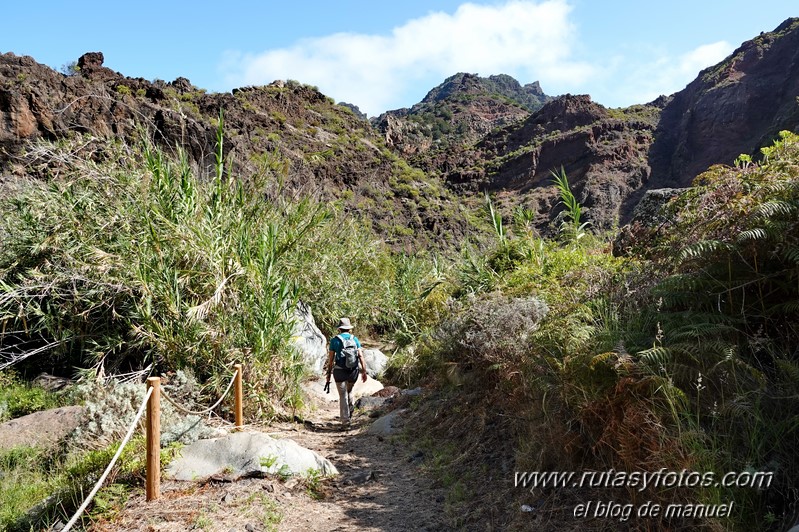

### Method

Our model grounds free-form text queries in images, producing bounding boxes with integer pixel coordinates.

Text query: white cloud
[606,41,734,106]
[220,0,596,116]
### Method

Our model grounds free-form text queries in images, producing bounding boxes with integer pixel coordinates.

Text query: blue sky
[4,1,796,116]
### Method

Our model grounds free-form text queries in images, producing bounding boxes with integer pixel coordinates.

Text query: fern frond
[736,228,768,243]
[680,240,734,261]
[753,199,797,220]
[781,246,799,264]
[637,346,672,367]
[769,300,799,314]
[720,396,754,417]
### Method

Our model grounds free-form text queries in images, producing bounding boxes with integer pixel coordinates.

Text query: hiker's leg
[335,380,349,423]
[346,381,355,418]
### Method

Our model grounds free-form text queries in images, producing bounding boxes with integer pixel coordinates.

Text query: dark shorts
[333,366,359,383]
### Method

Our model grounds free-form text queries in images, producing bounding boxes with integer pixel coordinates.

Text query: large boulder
[291,301,328,376]
[361,348,388,378]
[0,406,86,451]
[165,431,338,481]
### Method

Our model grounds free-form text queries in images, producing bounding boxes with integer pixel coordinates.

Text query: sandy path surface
[94,391,450,531]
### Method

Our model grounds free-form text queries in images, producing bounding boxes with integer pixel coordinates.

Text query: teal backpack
[335,334,359,369]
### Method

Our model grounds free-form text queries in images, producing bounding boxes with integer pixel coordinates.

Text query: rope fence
[62,385,154,532]
[60,363,244,529]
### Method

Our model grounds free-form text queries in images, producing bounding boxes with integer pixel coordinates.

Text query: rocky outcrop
[0,52,468,250]
[372,72,551,160]
[420,73,549,111]
[292,302,329,376]
[443,94,658,230]
[649,18,799,188]
[165,431,338,481]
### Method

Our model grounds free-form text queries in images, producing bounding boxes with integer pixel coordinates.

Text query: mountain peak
[420,72,550,112]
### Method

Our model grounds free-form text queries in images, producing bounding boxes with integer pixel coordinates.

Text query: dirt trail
[96,389,450,531]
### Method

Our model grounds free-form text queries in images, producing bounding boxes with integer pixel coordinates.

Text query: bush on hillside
[0,128,433,417]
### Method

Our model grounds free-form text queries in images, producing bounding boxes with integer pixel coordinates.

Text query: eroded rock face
[445,94,658,230]
[2,18,799,242]
[649,18,799,188]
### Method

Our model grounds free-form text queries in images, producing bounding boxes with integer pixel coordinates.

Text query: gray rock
[355,396,390,412]
[361,348,388,378]
[352,375,384,398]
[0,406,86,451]
[630,188,683,226]
[367,409,407,436]
[291,301,329,376]
[165,431,338,481]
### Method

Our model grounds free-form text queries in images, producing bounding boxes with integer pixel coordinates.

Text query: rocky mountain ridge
[2,18,799,240]
[0,52,466,250]
[385,17,799,231]
[649,17,799,188]
[372,72,551,160]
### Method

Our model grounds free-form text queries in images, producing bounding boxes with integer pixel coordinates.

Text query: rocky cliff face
[372,73,551,160]
[392,18,799,231]
[0,52,467,250]
[650,18,799,188]
[440,95,659,229]
[3,17,799,243]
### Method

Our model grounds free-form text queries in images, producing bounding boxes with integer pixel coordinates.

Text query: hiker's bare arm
[325,350,335,381]
[358,349,367,382]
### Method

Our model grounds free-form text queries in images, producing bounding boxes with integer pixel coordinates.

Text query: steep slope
[650,17,799,188]
[4,17,799,243]
[0,52,465,249]
[423,93,660,231]
[372,72,551,160]
[398,18,799,232]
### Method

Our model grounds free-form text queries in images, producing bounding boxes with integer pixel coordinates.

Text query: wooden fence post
[234,364,243,428]
[146,377,161,501]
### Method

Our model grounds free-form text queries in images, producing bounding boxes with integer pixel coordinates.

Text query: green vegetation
[0,436,151,530]
[0,121,446,411]
[2,114,798,529]
[0,372,63,422]
[551,166,589,242]
[393,131,799,530]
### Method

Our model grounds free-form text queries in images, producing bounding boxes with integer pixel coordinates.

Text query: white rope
[62,385,155,532]
[160,368,238,416]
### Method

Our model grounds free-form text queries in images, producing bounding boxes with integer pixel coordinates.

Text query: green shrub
[0,372,62,422]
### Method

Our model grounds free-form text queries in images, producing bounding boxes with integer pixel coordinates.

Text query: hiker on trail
[325,317,367,427]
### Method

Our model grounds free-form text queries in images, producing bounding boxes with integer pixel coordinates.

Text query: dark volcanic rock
[0,52,468,250]
[3,17,799,243]
[397,18,799,232]
[444,94,658,230]
[373,72,551,160]
[649,18,799,188]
